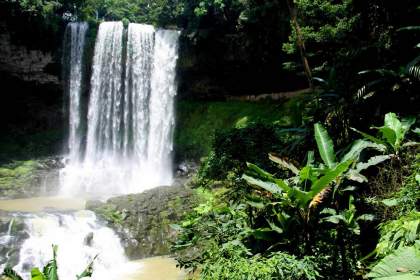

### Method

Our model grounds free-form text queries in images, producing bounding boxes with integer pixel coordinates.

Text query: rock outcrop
[0,22,59,85]
[0,158,63,199]
[87,185,199,259]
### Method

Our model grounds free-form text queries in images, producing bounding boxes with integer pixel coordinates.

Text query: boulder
[87,185,199,259]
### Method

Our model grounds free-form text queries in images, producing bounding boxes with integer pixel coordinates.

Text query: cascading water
[62,22,88,163]
[60,22,180,196]
[144,29,180,187]
[0,21,181,279]
[13,211,137,280]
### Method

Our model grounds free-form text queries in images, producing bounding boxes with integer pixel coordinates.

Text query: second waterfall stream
[0,21,181,280]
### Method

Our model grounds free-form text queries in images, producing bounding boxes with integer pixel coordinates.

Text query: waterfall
[60,22,180,197]
[145,29,180,186]
[13,211,138,280]
[85,22,124,161]
[0,21,181,279]
[62,22,88,163]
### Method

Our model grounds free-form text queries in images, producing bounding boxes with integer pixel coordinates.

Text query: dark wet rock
[87,185,199,259]
[0,212,28,267]
[84,232,94,247]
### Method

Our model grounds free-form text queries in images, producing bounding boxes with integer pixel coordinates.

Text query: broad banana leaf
[341,139,386,162]
[367,243,420,279]
[309,160,353,198]
[31,268,46,280]
[242,174,283,195]
[314,123,336,168]
[269,153,299,175]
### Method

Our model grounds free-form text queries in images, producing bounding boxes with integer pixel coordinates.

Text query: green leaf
[77,255,97,280]
[314,123,336,168]
[246,200,265,209]
[242,174,283,195]
[31,268,46,280]
[266,219,284,234]
[341,139,387,163]
[247,162,274,178]
[355,155,392,173]
[269,153,299,175]
[2,267,24,280]
[251,228,276,240]
[323,214,346,224]
[320,208,337,216]
[169,224,183,231]
[351,128,386,145]
[397,26,420,32]
[43,245,58,280]
[357,214,375,222]
[377,127,397,149]
[367,244,420,279]
[382,198,400,207]
[310,160,353,197]
[306,150,315,166]
[346,170,368,183]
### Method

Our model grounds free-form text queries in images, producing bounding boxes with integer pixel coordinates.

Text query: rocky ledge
[0,157,63,199]
[87,184,199,259]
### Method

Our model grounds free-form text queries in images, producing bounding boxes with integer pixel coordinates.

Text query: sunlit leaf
[314,123,336,168]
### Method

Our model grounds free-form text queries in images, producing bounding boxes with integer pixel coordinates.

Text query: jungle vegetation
[0,0,419,279]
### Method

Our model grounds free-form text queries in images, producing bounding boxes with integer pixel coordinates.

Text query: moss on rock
[86,185,201,259]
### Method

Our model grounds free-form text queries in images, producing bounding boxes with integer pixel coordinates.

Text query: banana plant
[321,196,374,236]
[242,122,389,247]
[351,112,417,156]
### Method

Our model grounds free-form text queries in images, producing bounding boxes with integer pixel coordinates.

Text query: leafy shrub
[197,122,308,186]
[200,244,320,280]
[376,211,420,257]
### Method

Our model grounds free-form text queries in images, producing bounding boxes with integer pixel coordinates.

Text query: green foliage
[368,242,420,279]
[354,26,420,108]
[314,123,336,168]
[283,0,359,73]
[200,244,320,280]
[175,100,296,161]
[321,196,374,236]
[2,267,24,280]
[0,160,39,194]
[197,122,286,184]
[352,112,417,155]
[376,212,420,257]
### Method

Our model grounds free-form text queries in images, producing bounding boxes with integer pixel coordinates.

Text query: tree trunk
[285,0,313,90]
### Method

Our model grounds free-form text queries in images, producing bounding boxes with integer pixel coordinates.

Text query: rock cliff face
[87,185,199,259]
[0,21,63,150]
[0,22,60,85]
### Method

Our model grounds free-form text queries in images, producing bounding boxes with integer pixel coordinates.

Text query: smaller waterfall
[143,29,180,187]
[13,211,137,280]
[63,22,88,162]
